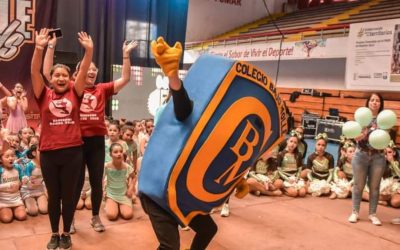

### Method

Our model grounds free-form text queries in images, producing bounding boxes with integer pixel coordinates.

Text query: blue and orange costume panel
[139,52,287,226]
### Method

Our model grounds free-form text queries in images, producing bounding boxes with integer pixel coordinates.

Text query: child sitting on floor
[104,143,135,221]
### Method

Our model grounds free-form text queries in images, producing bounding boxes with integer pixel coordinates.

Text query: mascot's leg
[140,195,180,250]
[189,214,218,250]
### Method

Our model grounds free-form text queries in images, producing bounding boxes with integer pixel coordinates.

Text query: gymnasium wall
[252,58,347,89]
[186,0,286,42]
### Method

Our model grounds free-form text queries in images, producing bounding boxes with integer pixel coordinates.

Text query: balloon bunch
[342,107,397,150]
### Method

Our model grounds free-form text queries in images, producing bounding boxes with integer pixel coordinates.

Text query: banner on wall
[184,37,347,64]
[0,0,55,128]
[346,19,400,91]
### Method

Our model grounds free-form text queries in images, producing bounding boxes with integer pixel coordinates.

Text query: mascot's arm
[151,36,192,121]
[170,79,193,121]
[234,178,249,199]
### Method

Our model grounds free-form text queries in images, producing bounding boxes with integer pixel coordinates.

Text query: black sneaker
[59,233,72,250]
[46,233,59,250]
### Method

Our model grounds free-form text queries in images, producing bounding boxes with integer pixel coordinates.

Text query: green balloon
[368,129,391,150]
[377,109,397,129]
[342,121,362,139]
[354,107,373,127]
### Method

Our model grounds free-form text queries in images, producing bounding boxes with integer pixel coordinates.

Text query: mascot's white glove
[151,37,182,77]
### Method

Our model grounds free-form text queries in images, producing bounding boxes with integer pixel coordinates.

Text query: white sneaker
[391,217,400,225]
[220,203,230,217]
[368,214,382,226]
[348,211,359,223]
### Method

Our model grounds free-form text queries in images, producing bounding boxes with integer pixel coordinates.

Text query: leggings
[351,150,386,215]
[140,195,217,250]
[40,146,83,233]
[75,136,105,216]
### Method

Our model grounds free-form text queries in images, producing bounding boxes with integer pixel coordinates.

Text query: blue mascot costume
[139,37,288,250]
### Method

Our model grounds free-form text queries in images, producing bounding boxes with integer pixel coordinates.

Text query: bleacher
[278,87,400,145]
[186,0,400,47]
[337,0,400,25]
[236,1,364,37]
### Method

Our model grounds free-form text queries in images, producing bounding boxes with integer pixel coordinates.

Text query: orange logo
[186,97,272,203]
[167,61,287,225]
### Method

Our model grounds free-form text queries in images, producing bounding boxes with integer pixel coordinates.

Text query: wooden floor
[0,194,399,250]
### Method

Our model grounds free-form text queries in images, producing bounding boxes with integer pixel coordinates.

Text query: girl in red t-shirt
[31,28,93,250]
[43,36,137,233]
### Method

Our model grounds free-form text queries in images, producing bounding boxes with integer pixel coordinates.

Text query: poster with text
[346,19,400,91]
[184,37,347,64]
[0,0,55,128]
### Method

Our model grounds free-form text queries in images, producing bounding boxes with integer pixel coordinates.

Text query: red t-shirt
[80,82,114,137]
[36,86,83,151]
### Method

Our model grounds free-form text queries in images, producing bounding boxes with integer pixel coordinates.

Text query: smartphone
[49,28,63,39]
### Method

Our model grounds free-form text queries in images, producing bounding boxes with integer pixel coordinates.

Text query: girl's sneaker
[46,233,59,250]
[59,233,72,250]
[391,217,400,224]
[91,215,105,232]
[368,214,382,226]
[348,211,359,223]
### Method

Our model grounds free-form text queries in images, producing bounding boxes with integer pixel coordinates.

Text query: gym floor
[1,194,399,250]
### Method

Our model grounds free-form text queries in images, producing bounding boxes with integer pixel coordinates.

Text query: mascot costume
[138,37,288,250]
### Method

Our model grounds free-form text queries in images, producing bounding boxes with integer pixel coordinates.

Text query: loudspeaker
[302,114,320,138]
[315,119,344,142]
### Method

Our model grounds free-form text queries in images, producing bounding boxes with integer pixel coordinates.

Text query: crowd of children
[245,126,400,223]
[0,117,154,224]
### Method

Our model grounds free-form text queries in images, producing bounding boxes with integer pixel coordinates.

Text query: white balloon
[377,109,397,129]
[354,107,373,127]
[342,121,362,139]
[368,129,391,150]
